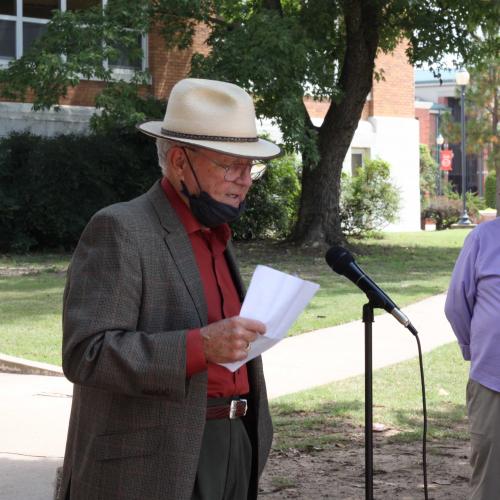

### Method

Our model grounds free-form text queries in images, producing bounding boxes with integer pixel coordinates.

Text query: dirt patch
[259,433,470,499]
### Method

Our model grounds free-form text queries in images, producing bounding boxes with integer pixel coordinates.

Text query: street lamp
[436,133,444,195]
[456,68,471,225]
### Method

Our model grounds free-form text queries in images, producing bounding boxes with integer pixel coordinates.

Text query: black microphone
[325,246,417,335]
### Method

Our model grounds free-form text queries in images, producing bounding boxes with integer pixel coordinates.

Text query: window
[351,153,363,175]
[351,148,370,175]
[0,20,16,58]
[24,0,59,19]
[0,0,146,74]
[0,1,59,61]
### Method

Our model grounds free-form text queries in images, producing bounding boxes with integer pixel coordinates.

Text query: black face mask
[181,182,246,228]
[180,149,247,228]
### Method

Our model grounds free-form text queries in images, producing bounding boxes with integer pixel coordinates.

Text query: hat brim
[137,121,282,160]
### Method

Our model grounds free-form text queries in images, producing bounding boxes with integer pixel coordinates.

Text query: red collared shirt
[161,178,249,397]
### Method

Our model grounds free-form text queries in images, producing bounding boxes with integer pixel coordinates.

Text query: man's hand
[200,316,266,364]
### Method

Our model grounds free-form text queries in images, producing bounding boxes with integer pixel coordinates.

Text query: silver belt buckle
[230,399,248,419]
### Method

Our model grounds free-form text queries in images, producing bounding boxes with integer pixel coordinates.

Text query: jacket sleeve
[444,230,480,360]
[62,209,202,400]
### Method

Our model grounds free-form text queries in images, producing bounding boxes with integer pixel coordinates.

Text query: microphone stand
[362,302,375,500]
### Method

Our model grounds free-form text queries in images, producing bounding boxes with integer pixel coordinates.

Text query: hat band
[161,128,258,143]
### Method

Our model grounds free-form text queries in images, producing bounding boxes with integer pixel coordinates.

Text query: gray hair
[156,138,173,176]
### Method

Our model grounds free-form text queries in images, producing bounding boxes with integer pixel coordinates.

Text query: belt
[206,398,248,420]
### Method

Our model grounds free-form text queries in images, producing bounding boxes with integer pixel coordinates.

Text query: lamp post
[436,133,444,195]
[456,69,471,225]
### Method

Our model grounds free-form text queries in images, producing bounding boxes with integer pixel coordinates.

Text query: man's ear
[168,146,187,179]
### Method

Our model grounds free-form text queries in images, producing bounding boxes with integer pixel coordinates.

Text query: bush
[485,171,496,209]
[0,131,299,251]
[0,131,158,252]
[340,158,400,237]
[443,189,485,223]
[421,196,462,230]
[231,153,300,240]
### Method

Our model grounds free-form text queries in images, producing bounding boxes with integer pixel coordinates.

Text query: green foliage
[231,154,301,240]
[444,190,485,222]
[419,144,438,199]
[90,80,166,133]
[0,130,299,250]
[0,132,158,252]
[485,171,497,209]
[466,191,487,215]
[340,159,400,237]
[421,196,462,230]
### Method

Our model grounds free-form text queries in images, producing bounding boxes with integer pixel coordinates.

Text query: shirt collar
[161,177,201,234]
[161,178,232,248]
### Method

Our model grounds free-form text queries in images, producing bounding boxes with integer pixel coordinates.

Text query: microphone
[325,246,417,335]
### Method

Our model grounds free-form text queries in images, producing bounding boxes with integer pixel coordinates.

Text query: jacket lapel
[146,181,208,325]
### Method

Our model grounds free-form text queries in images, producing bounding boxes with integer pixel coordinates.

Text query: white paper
[220,265,320,372]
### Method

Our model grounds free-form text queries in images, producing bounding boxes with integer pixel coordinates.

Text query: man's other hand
[200,317,266,364]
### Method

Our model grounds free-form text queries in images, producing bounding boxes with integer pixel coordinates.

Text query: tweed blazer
[58,181,273,500]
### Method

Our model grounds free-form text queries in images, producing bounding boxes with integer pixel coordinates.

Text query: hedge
[0,131,158,252]
[0,131,301,252]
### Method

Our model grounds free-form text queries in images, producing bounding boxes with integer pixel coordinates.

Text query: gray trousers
[467,379,500,500]
[191,410,252,500]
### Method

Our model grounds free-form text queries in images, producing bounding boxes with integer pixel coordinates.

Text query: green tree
[1,0,498,243]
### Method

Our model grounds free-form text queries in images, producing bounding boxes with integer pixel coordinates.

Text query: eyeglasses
[187,147,267,181]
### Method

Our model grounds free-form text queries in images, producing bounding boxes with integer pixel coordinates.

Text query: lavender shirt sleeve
[444,230,480,360]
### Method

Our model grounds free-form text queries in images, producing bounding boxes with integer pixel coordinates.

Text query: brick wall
[369,42,414,118]
[415,107,432,147]
[149,23,211,101]
[303,40,414,123]
[59,81,106,106]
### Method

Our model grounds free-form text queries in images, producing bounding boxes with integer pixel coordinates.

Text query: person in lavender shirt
[445,217,500,500]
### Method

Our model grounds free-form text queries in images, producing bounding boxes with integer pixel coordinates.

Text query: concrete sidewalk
[0,293,457,499]
[263,292,456,398]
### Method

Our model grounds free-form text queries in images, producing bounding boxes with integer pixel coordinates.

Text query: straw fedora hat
[138,78,281,160]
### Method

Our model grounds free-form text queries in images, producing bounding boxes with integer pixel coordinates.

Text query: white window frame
[0,0,148,80]
[351,148,371,176]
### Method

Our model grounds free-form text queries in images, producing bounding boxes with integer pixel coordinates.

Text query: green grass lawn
[236,230,471,334]
[270,341,469,451]
[0,230,470,365]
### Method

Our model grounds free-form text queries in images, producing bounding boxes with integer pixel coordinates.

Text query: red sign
[440,150,453,171]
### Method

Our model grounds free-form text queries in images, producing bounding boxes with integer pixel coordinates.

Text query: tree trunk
[292,0,381,245]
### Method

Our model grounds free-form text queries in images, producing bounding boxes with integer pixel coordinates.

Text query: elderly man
[58,78,281,500]
[445,217,500,500]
